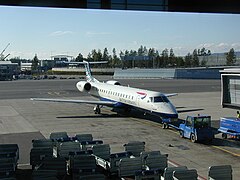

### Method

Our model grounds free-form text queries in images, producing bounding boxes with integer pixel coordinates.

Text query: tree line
[7,46,238,70]
[75,46,214,68]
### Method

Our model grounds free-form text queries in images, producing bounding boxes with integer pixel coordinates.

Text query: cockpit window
[152,96,169,103]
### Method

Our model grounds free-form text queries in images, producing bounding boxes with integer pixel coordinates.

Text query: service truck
[162,115,214,143]
[218,117,240,139]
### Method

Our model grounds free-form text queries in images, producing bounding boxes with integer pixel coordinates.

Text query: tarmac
[0,77,239,179]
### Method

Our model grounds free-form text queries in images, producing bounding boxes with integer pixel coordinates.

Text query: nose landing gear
[94,105,101,114]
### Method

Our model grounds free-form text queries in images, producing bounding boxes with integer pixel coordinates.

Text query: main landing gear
[94,105,101,114]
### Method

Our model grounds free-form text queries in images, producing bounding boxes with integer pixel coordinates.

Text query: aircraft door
[137,95,141,106]
[149,97,156,112]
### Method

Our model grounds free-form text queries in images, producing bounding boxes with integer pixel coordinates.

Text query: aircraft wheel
[222,133,227,139]
[180,131,184,138]
[162,123,169,129]
[94,105,101,114]
[190,133,196,143]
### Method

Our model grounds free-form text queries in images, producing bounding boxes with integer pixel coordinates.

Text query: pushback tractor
[162,115,214,143]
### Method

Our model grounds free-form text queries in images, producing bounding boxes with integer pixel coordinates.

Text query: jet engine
[76,81,91,92]
[106,80,121,85]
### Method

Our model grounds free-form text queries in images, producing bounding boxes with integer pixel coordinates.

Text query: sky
[1,5,240,59]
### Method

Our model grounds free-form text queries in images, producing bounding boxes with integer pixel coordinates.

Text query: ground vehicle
[218,117,240,139]
[162,115,214,143]
[179,115,214,142]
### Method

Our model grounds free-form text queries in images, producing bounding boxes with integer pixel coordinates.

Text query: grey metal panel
[70,155,96,170]
[32,170,58,180]
[79,174,105,180]
[30,147,56,167]
[162,166,188,180]
[40,157,67,176]
[135,170,161,180]
[58,141,81,159]
[0,163,15,172]
[0,144,18,179]
[145,154,168,170]
[32,139,55,148]
[208,165,232,180]
[140,151,161,159]
[92,144,110,160]
[173,169,198,180]
[118,157,142,177]
[124,141,145,157]
[0,144,19,160]
[50,132,68,140]
[109,152,132,173]
[75,134,93,142]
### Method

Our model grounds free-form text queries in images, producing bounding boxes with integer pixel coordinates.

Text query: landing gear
[162,123,169,129]
[94,105,101,114]
[222,133,227,139]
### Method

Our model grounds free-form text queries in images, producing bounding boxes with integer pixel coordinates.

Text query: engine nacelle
[76,81,91,92]
[106,80,121,85]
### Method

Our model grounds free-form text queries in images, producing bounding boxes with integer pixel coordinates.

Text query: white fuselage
[76,81,178,119]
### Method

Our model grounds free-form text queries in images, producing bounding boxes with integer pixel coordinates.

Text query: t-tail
[83,61,97,82]
[83,60,108,82]
[68,60,108,83]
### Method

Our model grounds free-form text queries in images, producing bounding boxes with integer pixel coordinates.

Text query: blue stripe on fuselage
[100,97,126,108]
[99,97,178,119]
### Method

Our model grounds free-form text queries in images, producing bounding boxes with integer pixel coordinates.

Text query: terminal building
[0,61,19,80]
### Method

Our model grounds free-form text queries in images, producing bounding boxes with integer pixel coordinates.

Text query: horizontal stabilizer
[66,60,108,65]
[31,98,117,106]
[165,93,178,97]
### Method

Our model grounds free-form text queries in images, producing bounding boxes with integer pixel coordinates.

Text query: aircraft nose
[158,102,178,118]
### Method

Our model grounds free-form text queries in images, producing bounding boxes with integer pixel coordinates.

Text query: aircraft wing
[165,93,178,97]
[31,98,117,106]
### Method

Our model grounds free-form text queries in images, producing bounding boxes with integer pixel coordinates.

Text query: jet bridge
[221,68,240,109]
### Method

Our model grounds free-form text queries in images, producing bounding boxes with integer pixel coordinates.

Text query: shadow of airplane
[57,107,204,122]
[175,106,186,109]
[177,108,204,113]
[57,113,125,119]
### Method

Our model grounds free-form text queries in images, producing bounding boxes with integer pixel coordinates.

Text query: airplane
[31,61,178,120]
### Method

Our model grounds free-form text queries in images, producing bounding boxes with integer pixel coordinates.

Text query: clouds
[49,31,73,36]
[197,42,240,52]
[85,31,112,37]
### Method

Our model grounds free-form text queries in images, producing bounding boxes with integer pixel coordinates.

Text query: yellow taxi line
[212,145,240,157]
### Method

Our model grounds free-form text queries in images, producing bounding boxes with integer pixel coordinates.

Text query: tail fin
[83,61,97,82]
[67,61,108,82]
